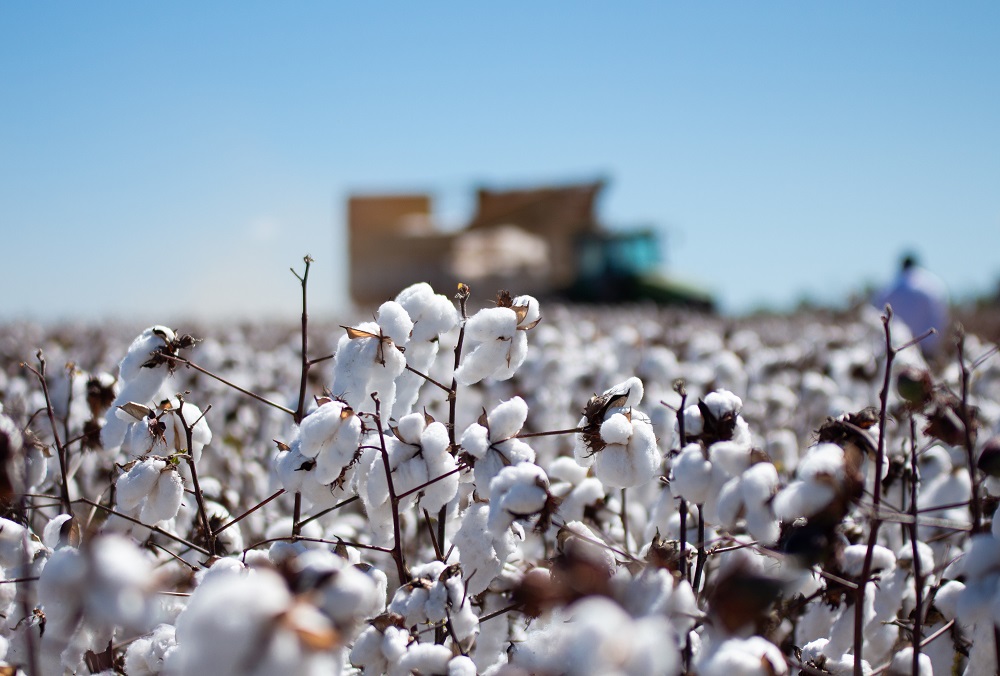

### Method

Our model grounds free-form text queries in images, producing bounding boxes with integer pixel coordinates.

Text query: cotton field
[1,268,999,676]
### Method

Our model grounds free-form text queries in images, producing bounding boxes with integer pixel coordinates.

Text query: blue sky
[2,3,998,323]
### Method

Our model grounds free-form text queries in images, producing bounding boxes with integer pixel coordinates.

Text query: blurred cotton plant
[5,257,1000,675]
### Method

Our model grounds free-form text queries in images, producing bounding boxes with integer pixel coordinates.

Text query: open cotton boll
[454,502,513,596]
[389,643,453,676]
[116,458,167,513]
[298,400,361,484]
[488,463,549,535]
[395,283,459,342]
[419,421,460,513]
[698,636,788,676]
[461,398,535,499]
[375,301,413,346]
[488,396,529,441]
[101,327,176,450]
[887,648,931,676]
[671,444,713,504]
[593,413,661,488]
[560,521,617,576]
[123,623,176,676]
[454,307,519,385]
[139,467,184,524]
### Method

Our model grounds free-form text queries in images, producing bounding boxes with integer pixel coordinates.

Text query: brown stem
[373,394,409,583]
[441,284,471,556]
[297,495,360,529]
[23,353,71,513]
[213,489,285,536]
[292,255,313,425]
[176,401,216,556]
[243,535,392,556]
[957,329,983,534]
[159,354,295,416]
[515,426,587,439]
[78,498,211,556]
[395,464,469,501]
[854,307,895,676]
[907,416,924,676]
[404,364,452,394]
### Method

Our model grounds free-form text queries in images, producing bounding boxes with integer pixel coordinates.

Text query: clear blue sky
[2,3,998,323]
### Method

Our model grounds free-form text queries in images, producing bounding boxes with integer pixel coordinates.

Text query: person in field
[873,253,949,355]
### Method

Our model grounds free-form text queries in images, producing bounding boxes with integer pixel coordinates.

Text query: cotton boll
[698,636,788,676]
[887,648,931,676]
[42,514,77,550]
[671,444,713,504]
[454,503,513,596]
[560,521,617,576]
[0,517,44,570]
[419,421,460,513]
[123,623,176,676]
[376,301,413,346]
[455,307,519,385]
[548,456,590,485]
[395,283,459,342]
[593,414,661,488]
[447,655,477,676]
[488,396,529,441]
[116,458,166,513]
[488,463,549,535]
[389,643,453,676]
[600,413,633,446]
[139,466,184,524]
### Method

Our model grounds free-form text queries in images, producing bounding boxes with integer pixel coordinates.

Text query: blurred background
[2,2,999,325]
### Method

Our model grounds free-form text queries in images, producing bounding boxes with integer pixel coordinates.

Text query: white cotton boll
[394,412,426,444]
[299,401,361,462]
[772,480,836,521]
[561,521,617,575]
[0,518,43,571]
[273,445,310,493]
[42,514,75,550]
[698,636,788,676]
[704,389,743,419]
[89,535,155,627]
[741,462,779,506]
[116,459,166,513]
[102,327,176,450]
[119,326,175,384]
[716,477,744,530]
[488,330,529,382]
[459,423,489,459]
[594,416,661,489]
[376,301,413,346]
[548,456,590,484]
[448,655,477,676]
[671,444,713,504]
[395,283,459,342]
[887,648,931,676]
[420,422,459,513]
[488,397,529,441]
[600,413,633,445]
[171,568,292,676]
[124,623,176,676]
[797,443,846,481]
[841,546,895,578]
[746,510,780,546]
[488,463,549,535]
[455,307,519,385]
[389,643,453,676]
[710,441,752,476]
[139,468,184,524]
[454,503,506,596]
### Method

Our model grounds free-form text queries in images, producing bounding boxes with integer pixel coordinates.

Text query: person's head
[901,253,918,271]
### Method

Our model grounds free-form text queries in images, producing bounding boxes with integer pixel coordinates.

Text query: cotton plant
[354,412,459,545]
[511,595,680,675]
[114,457,185,526]
[715,460,781,545]
[114,396,212,465]
[392,282,460,418]
[487,462,552,536]
[454,292,540,385]
[101,326,195,451]
[460,396,535,499]
[273,398,362,510]
[167,567,341,676]
[573,377,662,489]
[452,501,520,596]
[669,390,755,522]
[386,560,479,644]
[333,300,413,423]
[36,535,158,673]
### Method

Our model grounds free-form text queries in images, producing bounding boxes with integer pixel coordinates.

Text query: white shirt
[873,267,949,354]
